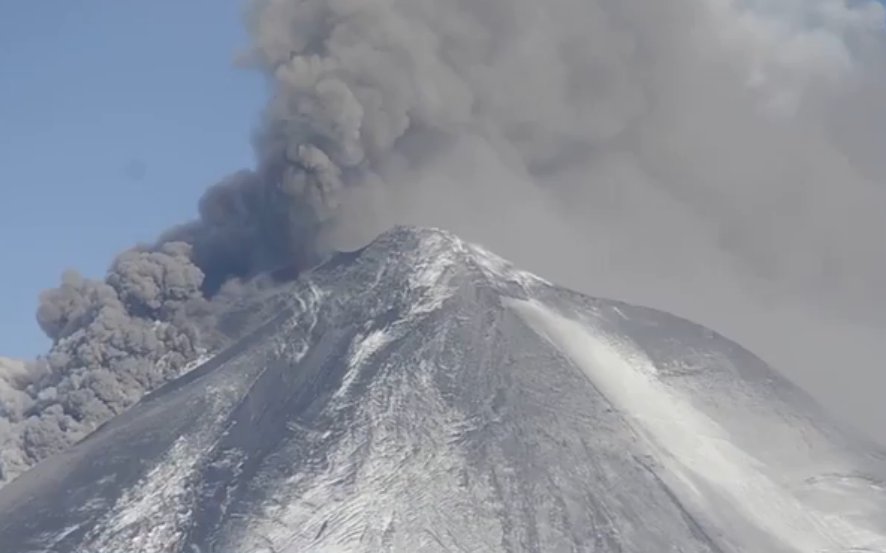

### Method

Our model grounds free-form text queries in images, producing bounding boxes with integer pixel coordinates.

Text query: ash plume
[2,0,886,484]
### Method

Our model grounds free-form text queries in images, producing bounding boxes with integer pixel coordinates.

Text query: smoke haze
[1,0,885,484]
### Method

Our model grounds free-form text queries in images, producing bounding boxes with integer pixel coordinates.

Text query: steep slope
[0,227,883,553]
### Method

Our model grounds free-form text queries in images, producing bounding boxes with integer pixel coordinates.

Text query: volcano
[0,227,884,553]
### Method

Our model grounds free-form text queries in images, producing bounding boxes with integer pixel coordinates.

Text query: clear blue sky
[0,1,266,358]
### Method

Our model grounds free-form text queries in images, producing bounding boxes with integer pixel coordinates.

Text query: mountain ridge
[0,226,883,553]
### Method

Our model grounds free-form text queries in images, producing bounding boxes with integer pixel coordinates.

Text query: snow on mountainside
[0,226,884,553]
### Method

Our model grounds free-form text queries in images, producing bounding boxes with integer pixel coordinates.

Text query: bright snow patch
[349,329,391,370]
[509,298,886,553]
[464,243,551,290]
[334,329,394,402]
[405,232,459,317]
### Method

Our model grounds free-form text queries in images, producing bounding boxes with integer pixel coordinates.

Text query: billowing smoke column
[2,0,886,484]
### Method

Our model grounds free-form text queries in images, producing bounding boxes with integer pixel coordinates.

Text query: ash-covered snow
[402,230,461,317]
[0,227,883,553]
[81,437,203,553]
[511,297,886,553]
[463,242,552,291]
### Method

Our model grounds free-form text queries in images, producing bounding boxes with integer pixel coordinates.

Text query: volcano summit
[0,227,884,553]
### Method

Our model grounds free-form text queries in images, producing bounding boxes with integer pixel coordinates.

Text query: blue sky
[0,1,266,358]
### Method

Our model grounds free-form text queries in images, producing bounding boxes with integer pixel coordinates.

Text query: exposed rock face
[0,227,884,553]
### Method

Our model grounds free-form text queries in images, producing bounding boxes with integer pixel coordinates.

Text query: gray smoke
[240,0,886,442]
[0,261,204,481]
[2,0,886,484]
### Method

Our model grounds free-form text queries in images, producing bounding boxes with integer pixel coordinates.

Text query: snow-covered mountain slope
[0,227,883,553]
